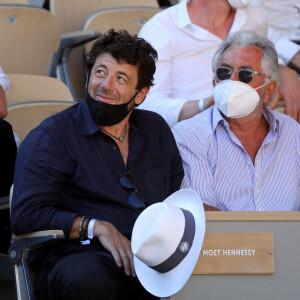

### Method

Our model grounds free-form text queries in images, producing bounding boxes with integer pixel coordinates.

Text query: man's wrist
[198,99,205,112]
[88,218,97,239]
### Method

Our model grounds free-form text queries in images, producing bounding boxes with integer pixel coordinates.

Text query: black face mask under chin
[86,90,140,126]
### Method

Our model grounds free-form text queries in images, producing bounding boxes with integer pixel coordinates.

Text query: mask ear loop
[133,89,148,107]
[253,78,270,91]
[85,71,91,96]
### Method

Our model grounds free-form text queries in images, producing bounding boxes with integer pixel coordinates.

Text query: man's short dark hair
[86,29,157,90]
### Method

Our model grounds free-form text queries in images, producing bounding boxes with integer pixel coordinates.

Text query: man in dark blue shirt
[11,29,184,300]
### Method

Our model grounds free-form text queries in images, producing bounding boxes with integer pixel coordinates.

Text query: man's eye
[117,76,126,82]
[96,70,104,75]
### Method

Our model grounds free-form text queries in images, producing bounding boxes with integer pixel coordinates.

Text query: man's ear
[263,80,277,104]
[134,87,150,105]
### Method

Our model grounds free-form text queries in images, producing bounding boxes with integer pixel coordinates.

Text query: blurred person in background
[0,66,17,254]
[253,0,300,121]
[139,0,300,126]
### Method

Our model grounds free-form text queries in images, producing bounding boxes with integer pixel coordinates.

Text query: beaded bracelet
[78,216,86,241]
[83,217,92,240]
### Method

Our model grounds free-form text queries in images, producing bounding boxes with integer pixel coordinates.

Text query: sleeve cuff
[275,39,300,65]
[0,75,10,93]
[51,211,78,238]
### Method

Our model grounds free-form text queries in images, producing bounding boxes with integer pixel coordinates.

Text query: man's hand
[203,204,219,211]
[288,49,300,72]
[178,95,215,122]
[269,65,300,122]
[93,220,136,277]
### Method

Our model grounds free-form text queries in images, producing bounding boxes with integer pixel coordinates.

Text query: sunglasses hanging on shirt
[120,172,147,210]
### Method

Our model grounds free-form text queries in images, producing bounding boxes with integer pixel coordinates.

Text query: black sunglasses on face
[120,172,146,210]
[215,66,268,84]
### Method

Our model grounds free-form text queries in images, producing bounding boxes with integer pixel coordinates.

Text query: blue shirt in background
[172,105,300,211]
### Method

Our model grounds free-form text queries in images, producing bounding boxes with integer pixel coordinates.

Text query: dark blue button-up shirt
[11,100,183,268]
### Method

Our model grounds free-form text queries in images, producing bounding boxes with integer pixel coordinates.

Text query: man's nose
[101,75,114,90]
[231,70,239,81]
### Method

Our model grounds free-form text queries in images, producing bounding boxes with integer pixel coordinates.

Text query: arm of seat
[49,29,101,78]
[8,230,64,300]
[49,30,101,100]
[59,30,101,50]
[0,195,9,210]
[8,230,65,265]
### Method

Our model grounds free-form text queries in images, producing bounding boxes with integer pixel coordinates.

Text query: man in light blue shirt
[172,31,300,211]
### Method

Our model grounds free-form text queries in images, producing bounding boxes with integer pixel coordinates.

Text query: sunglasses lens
[216,67,232,81]
[239,69,254,83]
[120,174,135,189]
[128,191,145,209]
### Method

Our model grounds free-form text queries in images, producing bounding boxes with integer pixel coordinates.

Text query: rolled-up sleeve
[0,65,9,93]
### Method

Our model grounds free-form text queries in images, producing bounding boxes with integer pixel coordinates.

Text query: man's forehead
[218,45,264,67]
[93,53,134,68]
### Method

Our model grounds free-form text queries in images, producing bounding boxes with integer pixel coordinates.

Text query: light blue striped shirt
[172,106,300,211]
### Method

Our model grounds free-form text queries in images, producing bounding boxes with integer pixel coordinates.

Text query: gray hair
[212,31,280,85]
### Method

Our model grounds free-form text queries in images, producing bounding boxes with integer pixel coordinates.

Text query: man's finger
[120,239,136,277]
[284,98,298,121]
[118,246,131,276]
[110,247,122,268]
[128,250,136,277]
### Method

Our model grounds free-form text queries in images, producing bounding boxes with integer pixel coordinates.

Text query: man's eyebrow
[117,71,130,80]
[93,63,108,71]
[239,64,253,69]
[220,63,254,69]
[92,65,131,80]
[219,63,232,68]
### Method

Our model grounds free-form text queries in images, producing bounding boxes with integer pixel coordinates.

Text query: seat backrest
[5,101,75,142]
[28,0,45,6]
[0,0,28,3]
[83,7,162,52]
[6,74,74,106]
[50,0,159,33]
[0,5,61,76]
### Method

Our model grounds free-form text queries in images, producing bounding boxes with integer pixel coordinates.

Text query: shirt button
[112,146,117,151]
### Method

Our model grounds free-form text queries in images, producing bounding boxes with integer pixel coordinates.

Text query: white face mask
[227,0,252,8]
[213,80,267,119]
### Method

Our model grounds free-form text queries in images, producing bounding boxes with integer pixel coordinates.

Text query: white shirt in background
[138,0,268,127]
[252,0,300,65]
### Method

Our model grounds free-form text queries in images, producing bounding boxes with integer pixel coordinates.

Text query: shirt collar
[79,98,147,136]
[212,105,226,131]
[212,105,281,135]
[262,105,280,136]
[80,99,101,136]
[177,0,192,29]
[229,8,247,34]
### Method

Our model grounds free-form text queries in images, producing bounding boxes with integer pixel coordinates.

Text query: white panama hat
[131,189,205,298]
